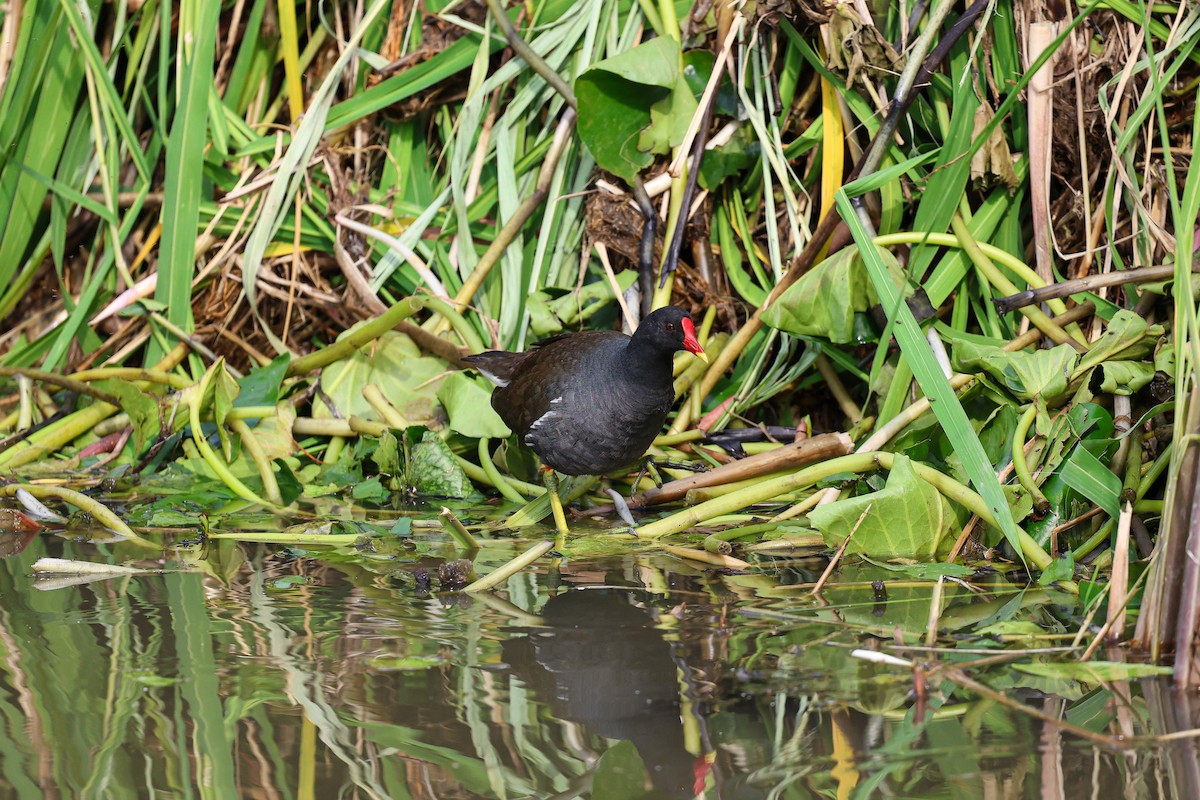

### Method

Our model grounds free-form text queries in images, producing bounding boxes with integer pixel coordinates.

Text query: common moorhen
[466,306,707,531]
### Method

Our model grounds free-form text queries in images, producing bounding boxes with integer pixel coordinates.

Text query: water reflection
[500,588,703,799]
[0,533,1191,798]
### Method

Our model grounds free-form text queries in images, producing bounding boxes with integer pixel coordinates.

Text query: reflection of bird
[501,589,702,799]
[465,306,707,532]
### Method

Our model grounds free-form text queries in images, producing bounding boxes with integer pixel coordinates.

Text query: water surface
[0,527,1192,799]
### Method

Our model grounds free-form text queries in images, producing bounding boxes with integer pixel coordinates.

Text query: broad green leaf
[976,620,1045,638]
[698,125,759,190]
[409,430,473,498]
[587,35,679,87]
[591,740,648,800]
[574,70,660,183]
[762,244,903,343]
[96,380,161,455]
[248,406,299,461]
[235,354,291,407]
[273,459,302,506]
[526,270,637,337]
[574,37,681,183]
[810,455,964,559]
[1061,445,1122,519]
[952,341,1078,402]
[316,331,447,424]
[372,430,402,476]
[1038,552,1075,586]
[437,372,510,438]
[1072,310,1157,377]
[639,74,697,154]
[1096,361,1156,395]
[351,476,387,502]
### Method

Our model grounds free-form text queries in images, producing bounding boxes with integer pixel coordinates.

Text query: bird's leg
[652,458,709,473]
[629,455,709,498]
[629,456,658,499]
[542,467,570,540]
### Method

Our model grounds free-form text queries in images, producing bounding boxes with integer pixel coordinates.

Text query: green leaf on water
[591,740,648,800]
[134,674,179,688]
[369,654,447,671]
[858,557,975,579]
[809,455,964,559]
[352,476,387,503]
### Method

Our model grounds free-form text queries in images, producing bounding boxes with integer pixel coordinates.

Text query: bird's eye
[665,322,675,331]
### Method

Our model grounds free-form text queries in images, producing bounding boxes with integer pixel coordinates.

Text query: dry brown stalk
[590,432,853,515]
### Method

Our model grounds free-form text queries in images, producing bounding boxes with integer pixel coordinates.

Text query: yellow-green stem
[288,296,425,376]
[1011,405,1050,512]
[0,484,154,549]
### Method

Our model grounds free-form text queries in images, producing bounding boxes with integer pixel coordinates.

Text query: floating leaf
[352,476,387,502]
[859,557,975,579]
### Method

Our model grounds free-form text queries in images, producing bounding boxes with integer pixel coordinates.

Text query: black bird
[466,306,707,531]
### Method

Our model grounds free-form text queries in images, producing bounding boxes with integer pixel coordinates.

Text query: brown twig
[586,432,853,515]
[994,265,1179,313]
